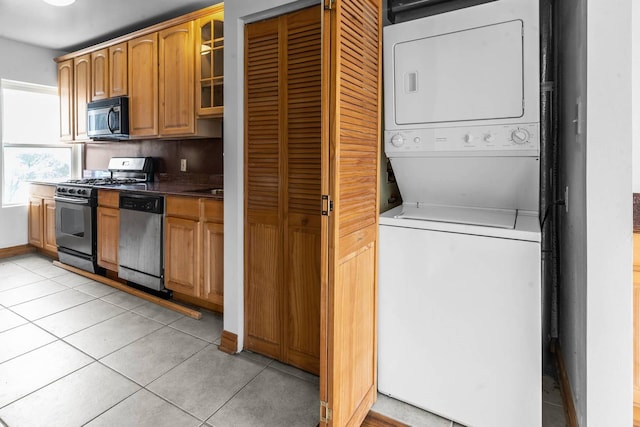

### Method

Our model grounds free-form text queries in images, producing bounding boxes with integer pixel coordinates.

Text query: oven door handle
[54,196,91,205]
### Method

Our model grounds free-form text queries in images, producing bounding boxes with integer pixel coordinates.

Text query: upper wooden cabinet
[57,60,73,141]
[54,4,223,141]
[128,33,159,137]
[91,48,109,100]
[109,42,128,97]
[73,54,91,141]
[159,22,195,136]
[196,11,224,117]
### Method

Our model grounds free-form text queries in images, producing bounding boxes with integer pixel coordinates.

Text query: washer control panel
[384,123,539,156]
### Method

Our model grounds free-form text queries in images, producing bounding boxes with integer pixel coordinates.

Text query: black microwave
[87,96,129,139]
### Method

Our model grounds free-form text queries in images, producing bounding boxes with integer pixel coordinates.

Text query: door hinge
[321,195,333,216]
[320,400,333,423]
[324,0,335,10]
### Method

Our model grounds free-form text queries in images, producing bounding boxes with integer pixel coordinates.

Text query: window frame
[0,79,82,207]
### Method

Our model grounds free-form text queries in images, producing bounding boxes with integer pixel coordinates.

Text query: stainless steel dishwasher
[118,192,165,291]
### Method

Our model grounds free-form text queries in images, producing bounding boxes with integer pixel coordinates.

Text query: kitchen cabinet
[57,59,73,141]
[129,33,159,137]
[245,7,321,376]
[91,42,128,101]
[55,4,223,140]
[73,54,91,141]
[28,184,57,256]
[165,196,223,311]
[97,190,119,272]
[196,11,224,117]
[109,42,128,97]
[159,22,195,136]
[91,48,108,100]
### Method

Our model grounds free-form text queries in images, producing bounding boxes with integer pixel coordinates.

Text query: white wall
[0,37,64,249]
[633,0,640,193]
[585,0,632,424]
[558,0,633,425]
[223,0,319,350]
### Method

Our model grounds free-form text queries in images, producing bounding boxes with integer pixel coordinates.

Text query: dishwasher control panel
[119,193,164,214]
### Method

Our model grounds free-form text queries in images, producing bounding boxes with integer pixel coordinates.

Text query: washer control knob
[391,134,405,147]
[464,133,474,144]
[413,137,421,144]
[511,128,530,145]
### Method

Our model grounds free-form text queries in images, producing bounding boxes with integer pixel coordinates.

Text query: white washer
[378,206,541,427]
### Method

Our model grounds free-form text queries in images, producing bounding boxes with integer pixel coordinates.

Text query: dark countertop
[95,182,224,200]
[30,180,223,200]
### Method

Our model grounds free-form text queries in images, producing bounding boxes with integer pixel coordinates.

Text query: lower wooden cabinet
[97,190,120,272]
[28,184,57,256]
[164,196,223,310]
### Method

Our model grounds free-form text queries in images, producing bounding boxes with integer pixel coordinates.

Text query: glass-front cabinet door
[196,11,224,117]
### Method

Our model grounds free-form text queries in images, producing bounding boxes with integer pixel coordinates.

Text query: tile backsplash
[85,138,223,185]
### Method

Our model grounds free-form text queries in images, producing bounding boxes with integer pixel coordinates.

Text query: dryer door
[393,19,524,125]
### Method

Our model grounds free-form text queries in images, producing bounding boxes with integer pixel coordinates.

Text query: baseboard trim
[0,244,35,259]
[551,340,579,427]
[361,411,409,427]
[219,330,238,354]
[53,260,202,320]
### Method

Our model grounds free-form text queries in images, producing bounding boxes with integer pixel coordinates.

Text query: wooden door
[244,17,283,361]
[159,22,195,136]
[245,8,322,373]
[97,206,119,271]
[73,54,91,140]
[129,33,158,137]
[319,0,382,425]
[91,48,109,101]
[202,199,224,307]
[202,221,224,306]
[165,216,199,296]
[28,197,43,248]
[57,60,74,141]
[634,233,640,424]
[283,6,322,376]
[43,199,57,254]
[109,42,128,97]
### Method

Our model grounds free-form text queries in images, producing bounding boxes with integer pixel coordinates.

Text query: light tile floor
[0,253,566,427]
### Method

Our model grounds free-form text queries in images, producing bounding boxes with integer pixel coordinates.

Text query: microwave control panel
[384,123,539,157]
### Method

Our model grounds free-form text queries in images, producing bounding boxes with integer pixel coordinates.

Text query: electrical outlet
[180,159,187,172]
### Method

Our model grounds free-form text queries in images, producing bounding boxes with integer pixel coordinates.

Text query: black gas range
[54,157,154,273]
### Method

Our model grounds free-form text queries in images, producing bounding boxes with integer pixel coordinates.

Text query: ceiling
[0,0,222,52]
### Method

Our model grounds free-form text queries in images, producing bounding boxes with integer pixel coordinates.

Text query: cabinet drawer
[98,190,120,208]
[202,199,223,222]
[166,196,200,219]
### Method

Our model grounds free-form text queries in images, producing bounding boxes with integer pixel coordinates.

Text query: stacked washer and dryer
[378,1,542,426]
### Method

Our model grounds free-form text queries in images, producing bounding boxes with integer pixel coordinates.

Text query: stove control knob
[464,133,474,144]
[390,134,405,147]
[68,189,76,194]
[511,128,530,145]
[59,188,66,193]
[79,189,86,195]
[484,133,495,143]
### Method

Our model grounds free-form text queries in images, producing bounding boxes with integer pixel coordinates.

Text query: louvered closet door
[245,7,322,374]
[245,17,283,360]
[283,7,322,375]
[319,0,382,425]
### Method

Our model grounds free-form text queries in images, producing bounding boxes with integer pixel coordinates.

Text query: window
[1,79,79,206]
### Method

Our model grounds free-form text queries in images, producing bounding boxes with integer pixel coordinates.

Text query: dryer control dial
[511,128,530,145]
[391,133,405,147]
